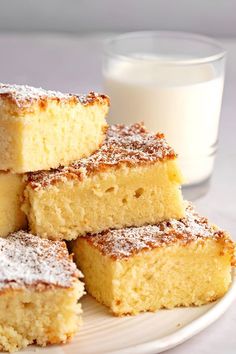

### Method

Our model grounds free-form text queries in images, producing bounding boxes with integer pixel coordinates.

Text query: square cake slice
[71,205,235,316]
[23,123,185,240]
[0,83,109,173]
[0,231,84,352]
[0,172,26,237]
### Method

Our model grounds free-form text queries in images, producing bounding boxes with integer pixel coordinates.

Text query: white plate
[23,274,236,354]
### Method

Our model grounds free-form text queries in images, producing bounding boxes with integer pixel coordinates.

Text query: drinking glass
[103,31,226,200]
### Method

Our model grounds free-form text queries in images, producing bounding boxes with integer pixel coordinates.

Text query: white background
[0,0,235,37]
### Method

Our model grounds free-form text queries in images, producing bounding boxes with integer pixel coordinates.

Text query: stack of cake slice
[20,92,234,316]
[0,83,234,352]
[0,83,109,237]
[0,83,109,352]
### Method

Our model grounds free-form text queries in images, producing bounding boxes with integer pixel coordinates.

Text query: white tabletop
[0,33,235,354]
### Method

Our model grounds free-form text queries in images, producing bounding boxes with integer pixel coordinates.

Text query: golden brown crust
[26,123,176,190]
[0,279,79,295]
[0,83,110,115]
[81,205,236,263]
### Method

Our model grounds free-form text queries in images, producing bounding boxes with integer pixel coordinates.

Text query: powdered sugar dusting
[0,231,81,290]
[27,123,176,189]
[0,83,108,108]
[84,205,233,259]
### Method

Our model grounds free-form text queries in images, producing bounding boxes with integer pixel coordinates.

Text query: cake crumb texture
[0,172,26,237]
[0,282,83,352]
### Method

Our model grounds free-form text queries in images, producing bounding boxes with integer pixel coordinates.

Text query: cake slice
[71,205,235,316]
[0,172,26,237]
[0,231,84,352]
[23,123,185,241]
[0,83,109,173]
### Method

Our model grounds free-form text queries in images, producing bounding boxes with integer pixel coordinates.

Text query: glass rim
[104,31,226,65]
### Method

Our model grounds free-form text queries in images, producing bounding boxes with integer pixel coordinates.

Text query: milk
[104,60,224,185]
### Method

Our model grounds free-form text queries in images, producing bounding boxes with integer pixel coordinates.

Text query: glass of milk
[103,31,226,200]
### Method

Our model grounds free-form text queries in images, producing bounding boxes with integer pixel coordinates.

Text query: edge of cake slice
[71,205,235,316]
[0,83,109,173]
[23,123,185,240]
[0,231,84,352]
[0,172,26,237]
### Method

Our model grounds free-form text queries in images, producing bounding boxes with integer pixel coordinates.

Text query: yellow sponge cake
[71,205,235,316]
[0,83,109,173]
[23,123,185,240]
[0,172,26,237]
[0,231,84,352]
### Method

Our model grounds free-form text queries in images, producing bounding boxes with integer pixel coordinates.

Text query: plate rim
[109,273,236,354]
